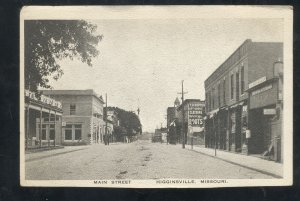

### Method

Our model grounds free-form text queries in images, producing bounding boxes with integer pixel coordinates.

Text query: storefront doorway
[248,106,274,155]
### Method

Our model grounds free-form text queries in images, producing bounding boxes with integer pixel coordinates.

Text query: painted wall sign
[188,102,204,127]
[263,108,276,115]
[248,76,267,89]
[251,84,272,96]
[25,90,62,109]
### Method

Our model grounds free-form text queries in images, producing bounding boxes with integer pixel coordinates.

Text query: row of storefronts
[204,39,283,163]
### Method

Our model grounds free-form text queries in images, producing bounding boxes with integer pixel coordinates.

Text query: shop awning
[208,108,219,118]
[230,101,245,109]
[170,120,176,127]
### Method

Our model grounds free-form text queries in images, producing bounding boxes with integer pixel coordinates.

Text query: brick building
[177,99,205,145]
[204,39,283,162]
[42,89,105,145]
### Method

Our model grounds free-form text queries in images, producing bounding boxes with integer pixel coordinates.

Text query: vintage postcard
[20,6,293,187]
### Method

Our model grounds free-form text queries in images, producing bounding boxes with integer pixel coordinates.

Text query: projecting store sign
[248,76,267,89]
[263,109,276,115]
[188,102,204,126]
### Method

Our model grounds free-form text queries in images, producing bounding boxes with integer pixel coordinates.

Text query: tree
[25,20,102,92]
[106,106,142,136]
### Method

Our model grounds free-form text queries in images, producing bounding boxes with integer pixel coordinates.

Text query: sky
[47,18,283,132]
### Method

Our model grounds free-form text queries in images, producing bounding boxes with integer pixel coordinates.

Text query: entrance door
[36,123,55,146]
[248,109,264,154]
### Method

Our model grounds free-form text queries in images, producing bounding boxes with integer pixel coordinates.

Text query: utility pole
[178,80,188,149]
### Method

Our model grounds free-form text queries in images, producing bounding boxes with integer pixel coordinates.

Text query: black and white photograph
[20,6,293,187]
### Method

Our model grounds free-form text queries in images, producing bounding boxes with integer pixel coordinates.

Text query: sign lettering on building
[25,90,62,109]
[263,108,276,115]
[251,84,272,96]
[248,76,267,89]
[188,102,204,127]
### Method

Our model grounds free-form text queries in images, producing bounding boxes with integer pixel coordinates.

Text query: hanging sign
[263,108,276,115]
[246,130,251,138]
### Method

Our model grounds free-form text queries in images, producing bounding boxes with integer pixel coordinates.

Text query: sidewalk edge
[187,147,283,179]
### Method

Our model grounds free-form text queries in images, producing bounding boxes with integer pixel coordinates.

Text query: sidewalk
[25,145,89,162]
[181,144,283,178]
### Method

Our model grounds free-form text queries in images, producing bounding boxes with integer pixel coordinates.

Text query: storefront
[247,75,283,162]
[25,90,63,149]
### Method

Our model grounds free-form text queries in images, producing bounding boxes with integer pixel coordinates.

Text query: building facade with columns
[204,39,283,162]
[25,90,63,149]
[42,89,105,145]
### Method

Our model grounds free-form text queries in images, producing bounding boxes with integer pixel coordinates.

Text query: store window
[75,124,82,140]
[65,124,72,140]
[70,104,76,115]
[49,124,55,140]
[41,124,47,140]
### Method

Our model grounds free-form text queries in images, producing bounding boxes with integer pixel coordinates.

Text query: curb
[26,148,87,162]
[186,147,282,179]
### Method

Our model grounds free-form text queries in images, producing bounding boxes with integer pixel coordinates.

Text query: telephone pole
[178,80,188,149]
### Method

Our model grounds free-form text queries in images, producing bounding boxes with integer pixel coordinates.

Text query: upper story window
[70,104,76,115]
[218,83,221,107]
[212,88,215,109]
[205,93,208,112]
[223,79,226,105]
[209,91,211,111]
[236,71,239,101]
[241,65,245,94]
[230,74,234,100]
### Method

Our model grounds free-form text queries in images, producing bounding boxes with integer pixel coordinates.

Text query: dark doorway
[248,108,264,154]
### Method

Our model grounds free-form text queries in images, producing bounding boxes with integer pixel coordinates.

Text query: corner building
[42,89,105,145]
[204,39,283,162]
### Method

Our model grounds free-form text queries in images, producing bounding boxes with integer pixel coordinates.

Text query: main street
[25,138,274,180]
